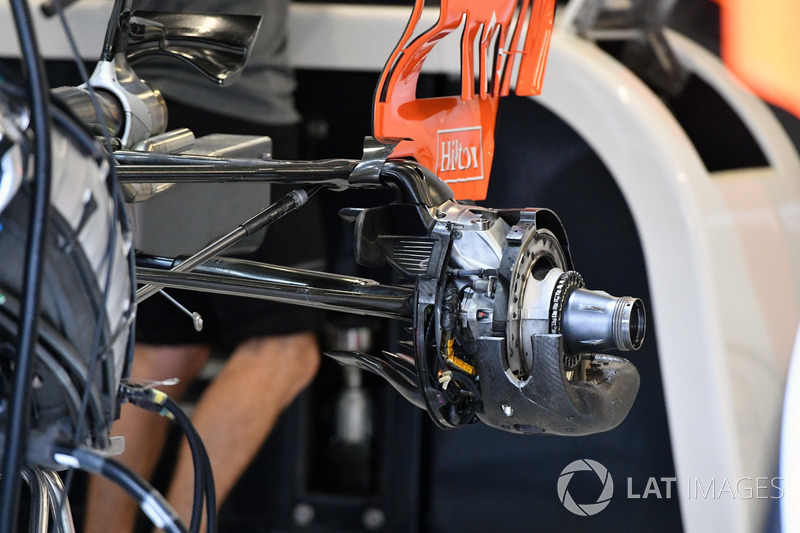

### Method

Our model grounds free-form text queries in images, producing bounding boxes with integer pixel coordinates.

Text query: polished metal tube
[135,266,414,321]
[51,86,123,137]
[561,288,645,354]
[115,158,358,189]
[21,468,50,533]
[135,189,308,303]
[186,257,387,293]
[43,470,76,532]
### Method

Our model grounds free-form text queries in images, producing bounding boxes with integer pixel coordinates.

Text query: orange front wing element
[373,0,556,201]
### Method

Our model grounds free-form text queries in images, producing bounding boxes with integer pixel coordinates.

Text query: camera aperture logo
[557,459,614,516]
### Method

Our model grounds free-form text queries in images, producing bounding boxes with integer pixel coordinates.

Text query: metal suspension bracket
[560,0,689,96]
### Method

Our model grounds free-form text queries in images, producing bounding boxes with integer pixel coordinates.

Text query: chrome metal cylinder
[51,86,123,137]
[335,366,373,445]
[561,288,646,354]
[21,468,50,533]
[43,469,76,532]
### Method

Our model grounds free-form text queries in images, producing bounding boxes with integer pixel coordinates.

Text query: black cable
[121,385,217,533]
[101,0,126,61]
[0,0,53,530]
[162,399,205,533]
[48,0,122,450]
[0,294,107,432]
[51,445,188,533]
[451,368,481,399]
[67,0,139,385]
[0,311,81,426]
[48,0,138,519]
[49,104,108,160]
[162,397,217,533]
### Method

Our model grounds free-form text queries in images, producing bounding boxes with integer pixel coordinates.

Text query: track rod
[135,260,415,321]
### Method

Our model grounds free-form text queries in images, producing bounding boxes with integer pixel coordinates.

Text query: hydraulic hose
[162,397,217,533]
[0,0,53,530]
[100,0,126,61]
[121,384,217,533]
[51,444,188,533]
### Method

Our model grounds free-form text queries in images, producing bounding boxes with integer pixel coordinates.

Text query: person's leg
[164,331,320,530]
[84,344,211,533]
